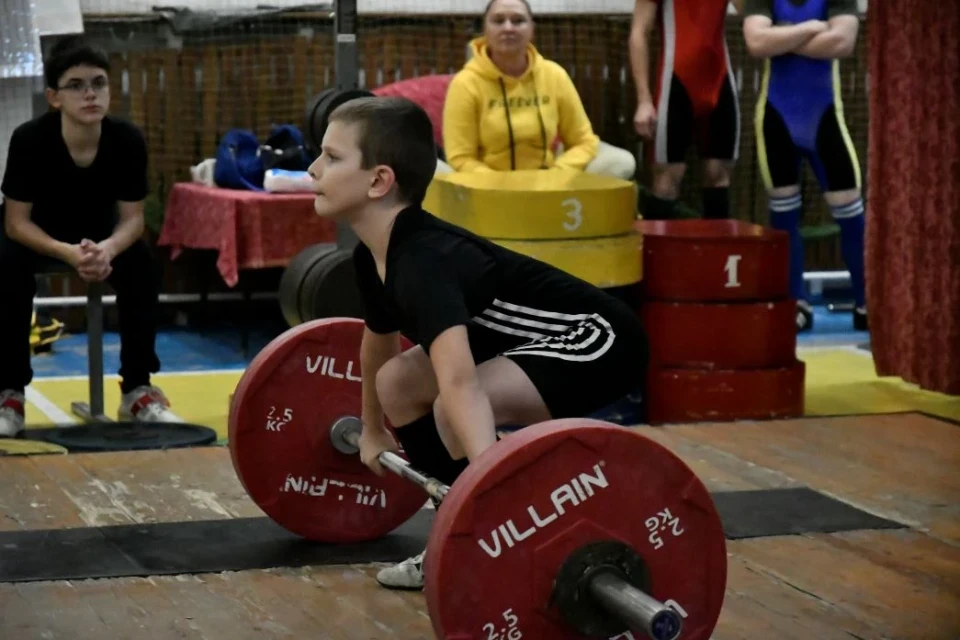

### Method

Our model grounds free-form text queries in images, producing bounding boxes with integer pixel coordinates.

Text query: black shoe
[796,300,814,333]
[853,306,868,331]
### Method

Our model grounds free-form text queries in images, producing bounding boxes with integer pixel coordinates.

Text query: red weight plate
[636,219,790,302]
[646,359,806,424]
[425,419,726,640]
[641,299,796,369]
[228,318,427,542]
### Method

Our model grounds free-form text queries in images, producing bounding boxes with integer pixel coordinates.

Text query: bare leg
[701,159,735,219]
[702,159,733,188]
[823,188,860,208]
[375,346,438,427]
[652,163,687,200]
[645,163,687,220]
[434,356,551,460]
[376,347,551,461]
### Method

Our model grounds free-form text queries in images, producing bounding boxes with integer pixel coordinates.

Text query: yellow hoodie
[442,37,600,173]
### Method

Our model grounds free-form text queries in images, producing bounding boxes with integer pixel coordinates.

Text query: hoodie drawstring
[499,73,549,171]
[531,72,548,169]
[499,78,517,171]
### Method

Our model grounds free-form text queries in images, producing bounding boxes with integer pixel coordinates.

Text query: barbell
[331,416,687,640]
[228,317,727,639]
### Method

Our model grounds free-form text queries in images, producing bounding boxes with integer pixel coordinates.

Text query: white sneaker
[376,549,425,590]
[796,300,814,332]
[0,389,26,438]
[118,385,183,423]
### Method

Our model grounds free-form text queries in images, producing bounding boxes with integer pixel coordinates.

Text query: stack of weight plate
[423,169,641,289]
[636,219,805,424]
[279,242,361,327]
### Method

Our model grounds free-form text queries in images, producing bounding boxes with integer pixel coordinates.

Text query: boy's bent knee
[375,350,437,426]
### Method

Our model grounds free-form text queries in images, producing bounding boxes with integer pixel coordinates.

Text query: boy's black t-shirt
[353,205,640,357]
[0,110,148,240]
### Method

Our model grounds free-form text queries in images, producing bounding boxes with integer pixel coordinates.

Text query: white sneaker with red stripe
[0,389,26,438]
[118,385,182,423]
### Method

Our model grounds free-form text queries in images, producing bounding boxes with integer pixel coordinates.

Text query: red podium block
[637,219,790,302]
[646,360,806,424]
[641,299,796,369]
[636,218,802,424]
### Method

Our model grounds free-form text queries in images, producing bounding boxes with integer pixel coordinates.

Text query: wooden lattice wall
[86,13,870,272]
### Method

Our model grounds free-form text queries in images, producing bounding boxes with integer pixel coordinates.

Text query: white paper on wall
[35,0,85,36]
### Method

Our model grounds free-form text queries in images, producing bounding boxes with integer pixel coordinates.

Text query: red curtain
[866,1,960,395]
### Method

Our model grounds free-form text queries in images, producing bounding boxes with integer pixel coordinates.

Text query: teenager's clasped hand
[68,238,115,282]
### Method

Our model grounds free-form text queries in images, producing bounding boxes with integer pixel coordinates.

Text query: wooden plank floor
[1,412,958,639]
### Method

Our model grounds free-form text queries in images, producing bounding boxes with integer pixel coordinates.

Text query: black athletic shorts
[466,299,649,420]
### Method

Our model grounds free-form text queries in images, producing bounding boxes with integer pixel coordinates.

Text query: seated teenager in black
[0,36,180,437]
[307,95,649,590]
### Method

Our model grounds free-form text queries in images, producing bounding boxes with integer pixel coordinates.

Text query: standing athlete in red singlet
[630,0,743,220]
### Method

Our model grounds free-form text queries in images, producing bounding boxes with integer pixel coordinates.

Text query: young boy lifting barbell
[307,95,649,590]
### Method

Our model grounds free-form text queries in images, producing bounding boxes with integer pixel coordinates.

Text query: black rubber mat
[0,488,905,583]
[714,488,905,540]
[25,422,218,452]
[0,511,433,584]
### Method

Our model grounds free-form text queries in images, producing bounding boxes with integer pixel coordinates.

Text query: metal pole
[87,283,105,418]
[333,0,360,252]
[32,291,278,310]
[587,571,683,640]
[334,0,358,92]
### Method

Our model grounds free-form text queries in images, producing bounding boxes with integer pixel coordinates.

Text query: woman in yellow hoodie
[440,0,636,179]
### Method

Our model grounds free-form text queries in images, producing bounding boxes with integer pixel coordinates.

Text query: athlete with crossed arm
[742,0,866,331]
[630,0,745,221]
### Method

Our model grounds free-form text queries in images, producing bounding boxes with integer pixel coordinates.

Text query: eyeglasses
[58,76,109,94]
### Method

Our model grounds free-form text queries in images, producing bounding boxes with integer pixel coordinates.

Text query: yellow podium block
[0,439,68,456]
[424,169,637,240]
[494,233,643,288]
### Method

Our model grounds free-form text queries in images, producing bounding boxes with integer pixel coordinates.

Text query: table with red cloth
[158,182,336,287]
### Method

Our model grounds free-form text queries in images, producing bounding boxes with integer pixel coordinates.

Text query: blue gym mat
[30,328,275,378]
[30,304,867,379]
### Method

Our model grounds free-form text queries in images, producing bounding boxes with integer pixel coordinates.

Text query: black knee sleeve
[701,187,730,220]
[394,412,470,487]
[643,193,678,220]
